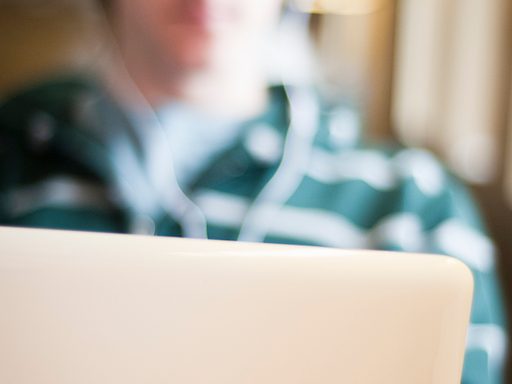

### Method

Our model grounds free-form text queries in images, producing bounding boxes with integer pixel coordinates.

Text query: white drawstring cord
[238,9,319,242]
[237,85,319,242]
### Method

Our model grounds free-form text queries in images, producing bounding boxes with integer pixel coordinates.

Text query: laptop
[0,226,472,384]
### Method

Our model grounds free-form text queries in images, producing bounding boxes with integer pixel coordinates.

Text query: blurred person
[0,0,507,382]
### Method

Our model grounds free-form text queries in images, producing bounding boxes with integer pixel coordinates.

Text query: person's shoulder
[0,73,103,190]
[0,73,97,129]
[303,91,450,198]
[379,142,448,197]
[1,73,95,104]
[309,132,452,207]
[0,73,102,164]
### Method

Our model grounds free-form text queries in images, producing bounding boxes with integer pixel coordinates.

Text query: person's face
[111,0,282,71]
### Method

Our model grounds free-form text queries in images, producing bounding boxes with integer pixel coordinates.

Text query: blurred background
[1,0,511,378]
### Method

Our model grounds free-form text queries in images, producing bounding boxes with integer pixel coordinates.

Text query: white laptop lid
[0,226,473,384]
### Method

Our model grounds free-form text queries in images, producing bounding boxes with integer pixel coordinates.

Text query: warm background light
[291,0,386,15]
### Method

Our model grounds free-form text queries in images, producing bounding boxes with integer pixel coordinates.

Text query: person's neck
[101,49,269,120]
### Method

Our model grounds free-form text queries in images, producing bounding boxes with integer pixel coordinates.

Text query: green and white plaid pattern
[0,75,507,383]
